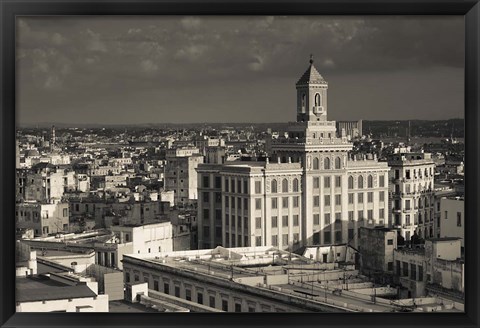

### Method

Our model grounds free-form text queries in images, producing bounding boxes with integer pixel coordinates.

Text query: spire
[296,54,326,85]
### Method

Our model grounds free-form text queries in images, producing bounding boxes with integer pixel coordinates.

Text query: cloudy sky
[17,16,464,125]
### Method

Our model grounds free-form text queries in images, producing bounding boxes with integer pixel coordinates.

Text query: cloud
[51,32,66,45]
[181,17,202,30]
[174,44,208,61]
[140,59,158,73]
[247,55,265,72]
[84,29,107,52]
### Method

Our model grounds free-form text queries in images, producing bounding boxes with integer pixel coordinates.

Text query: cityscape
[15,16,464,313]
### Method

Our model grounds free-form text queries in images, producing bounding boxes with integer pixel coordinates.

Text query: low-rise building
[16,202,69,237]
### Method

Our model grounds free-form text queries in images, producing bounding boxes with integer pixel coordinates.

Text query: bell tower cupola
[296,55,328,123]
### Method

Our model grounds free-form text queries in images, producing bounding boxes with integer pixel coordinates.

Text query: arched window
[334,157,341,169]
[367,175,373,188]
[282,179,288,193]
[271,179,277,193]
[315,93,321,106]
[301,93,306,112]
[313,157,319,170]
[358,175,364,188]
[348,176,354,189]
[324,157,331,170]
[293,178,299,192]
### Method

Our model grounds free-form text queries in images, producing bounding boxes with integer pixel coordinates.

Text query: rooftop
[16,276,97,303]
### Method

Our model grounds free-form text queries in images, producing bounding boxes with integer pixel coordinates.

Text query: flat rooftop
[16,276,97,303]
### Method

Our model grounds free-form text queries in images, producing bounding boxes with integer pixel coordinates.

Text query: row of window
[125,270,289,312]
[311,156,342,170]
[394,167,434,180]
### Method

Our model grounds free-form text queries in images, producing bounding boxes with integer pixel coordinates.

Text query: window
[358,210,364,220]
[215,177,222,188]
[324,231,331,244]
[255,181,261,194]
[293,215,299,226]
[63,208,68,217]
[243,199,248,210]
[125,272,130,283]
[313,214,320,225]
[368,210,373,220]
[255,217,262,229]
[282,215,288,226]
[457,212,462,227]
[380,192,385,202]
[387,239,394,245]
[203,176,210,188]
[348,176,354,189]
[348,193,354,204]
[282,234,289,246]
[293,178,299,192]
[282,179,288,192]
[324,195,330,206]
[272,235,278,246]
[358,193,363,203]
[272,216,278,228]
[313,232,320,244]
[410,263,417,280]
[313,177,320,188]
[358,176,364,188]
[209,296,216,308]
[379,209,385,219]
[367,175,373,188]
[444,211,448,220]
[324,176,331,188]
[313,157,319,170]
[203,209,210,220]
[186,289,192,301]
[203,192,210,203]
[237,180,242,194]
[324,157,331,170]
[387,262,393,271]
[379,175,385,187]
[225,179,229,192]
[348,228,354,240]
[197,292,203,304]
[406,214,411,225]
[335,176,341,188]
[367,192,373,203]
[293,196,299,208]
[235,303,242,312]
[335,157,341,169]
[164,282,170,294]
[335,212,341,222]
[125,234,130,242]
[335,195,341,206]
[402,262,409,276]
[324,213,331,225]
[222,299,229,311]
[282,197,289,208]
[256,236,262,246]
[271,198,278,209]
[243,180,248,194]
[255,199,262,210]
[418,265,424,281]
[293,233,300,243]
[335,231,342,243]
[348,211,354,221]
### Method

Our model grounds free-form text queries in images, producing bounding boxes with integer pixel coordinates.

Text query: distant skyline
[17,16,465,125]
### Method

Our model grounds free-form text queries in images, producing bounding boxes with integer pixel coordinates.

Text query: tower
[296,54,329,123]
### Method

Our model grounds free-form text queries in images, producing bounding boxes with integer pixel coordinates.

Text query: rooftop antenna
[309,54,314,65]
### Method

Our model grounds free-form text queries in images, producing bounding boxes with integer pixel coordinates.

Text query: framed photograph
[1,1,479,328]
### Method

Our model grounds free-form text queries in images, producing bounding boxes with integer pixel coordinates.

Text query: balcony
[312,106,325,114]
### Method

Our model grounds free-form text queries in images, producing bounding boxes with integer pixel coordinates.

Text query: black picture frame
[1,1,479,327]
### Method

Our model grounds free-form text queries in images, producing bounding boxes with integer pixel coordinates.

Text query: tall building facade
[387,152,435,241]
[197,58,390,251]
[164,147,204,205]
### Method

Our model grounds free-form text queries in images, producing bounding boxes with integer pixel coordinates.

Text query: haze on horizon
[16,16,465,125]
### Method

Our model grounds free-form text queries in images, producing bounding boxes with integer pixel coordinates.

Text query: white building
[387,151,435,241]
[437,197,464,249]
[197,57,390,251]
[164,147,204,204]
